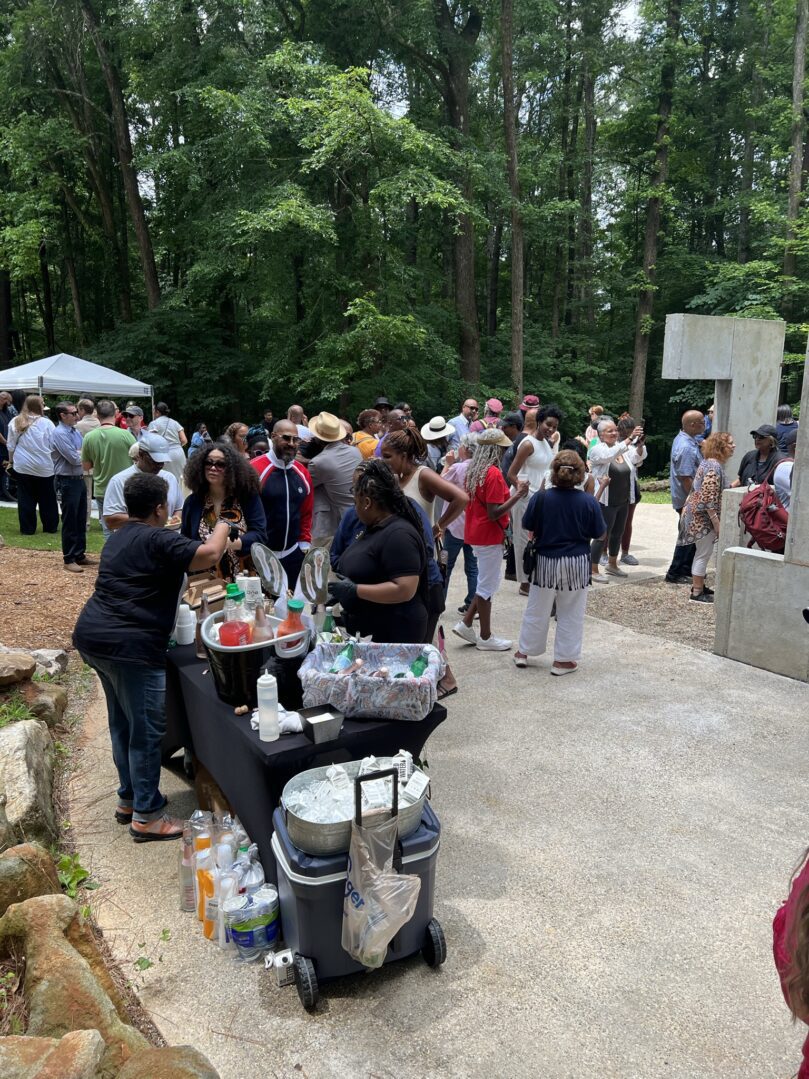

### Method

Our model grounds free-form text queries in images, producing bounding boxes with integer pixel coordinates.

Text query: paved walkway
[70,504,806,1078]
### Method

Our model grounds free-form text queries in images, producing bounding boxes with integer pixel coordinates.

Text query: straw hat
[308,411,347,442]
[421,415,455,441]
[476,427,511,448]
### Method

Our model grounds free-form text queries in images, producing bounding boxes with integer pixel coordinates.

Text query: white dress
[148,416,187,485]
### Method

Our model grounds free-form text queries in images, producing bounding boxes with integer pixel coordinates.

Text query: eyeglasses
[205,459,226,470]
[63,410,78,416]
[467,406,479,412]
[277,435,300,443]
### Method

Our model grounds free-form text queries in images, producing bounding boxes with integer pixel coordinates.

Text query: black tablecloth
[164,645,447,878]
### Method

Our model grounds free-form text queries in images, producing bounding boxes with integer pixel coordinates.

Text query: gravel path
[586,574,716,652]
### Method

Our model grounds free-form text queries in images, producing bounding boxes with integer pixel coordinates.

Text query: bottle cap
[225,583,245,600]
[287,598,305,612]
[325,606,333,613]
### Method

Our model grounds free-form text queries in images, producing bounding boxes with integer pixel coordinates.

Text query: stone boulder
[0,793,15,851]
[29,648,69,676]
[0,894,148,1078]
[117,1046,221,1079]
[0,1029,105,1079]
[0,653,35,687]
[0,721,55,841]
[0,843,60,916]
[20,682,68,728]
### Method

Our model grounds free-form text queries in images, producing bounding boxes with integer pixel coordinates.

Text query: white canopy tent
[0,353,153,410]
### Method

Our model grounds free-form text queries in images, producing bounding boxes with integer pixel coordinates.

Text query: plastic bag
[342,812,421,969]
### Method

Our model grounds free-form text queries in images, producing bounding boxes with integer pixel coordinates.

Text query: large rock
[20,682,68,728]
[0,1029,105,1079]
[0,721,55,841]
[0,894,148,1078]
[117,1046,221,1079]
[0,653,35,687]
[29,648,69,676]
[0,793,15,851]
[0,843,60,916]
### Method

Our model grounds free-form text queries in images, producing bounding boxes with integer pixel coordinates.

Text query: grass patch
[0,950,27,1037]
[0,507,105,553]
[0,689,36,728]
[639,490,672,504]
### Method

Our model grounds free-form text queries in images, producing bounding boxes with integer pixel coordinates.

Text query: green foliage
[56,853,99,899]
[0,691,35,729]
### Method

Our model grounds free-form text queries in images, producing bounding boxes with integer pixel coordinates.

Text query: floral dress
[677,458,727,545]
[199,495,247,580]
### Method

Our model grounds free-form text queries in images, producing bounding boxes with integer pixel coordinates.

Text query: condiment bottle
[256,672,280,742]
[252,604,274,643]
[219,584,251,647]
[276,598,306,653]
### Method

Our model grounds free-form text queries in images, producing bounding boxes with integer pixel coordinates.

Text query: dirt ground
[586,574,716,652]
[0,548,98,651]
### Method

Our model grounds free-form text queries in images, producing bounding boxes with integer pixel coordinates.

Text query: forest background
[1,0,807,473]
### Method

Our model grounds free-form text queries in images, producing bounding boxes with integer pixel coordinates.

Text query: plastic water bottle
[256,672,279,742]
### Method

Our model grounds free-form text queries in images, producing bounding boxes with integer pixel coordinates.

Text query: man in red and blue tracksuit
[250,420,313,588]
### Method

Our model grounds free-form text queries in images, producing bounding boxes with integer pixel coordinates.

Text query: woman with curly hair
[453,428,528,651]
[181,442,266,580]
[327,458,429,643]
[675,431,735,604]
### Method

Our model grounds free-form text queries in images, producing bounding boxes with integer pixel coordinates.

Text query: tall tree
[784,0,808,283]
[501,0,523,396]
[628,0,682,419]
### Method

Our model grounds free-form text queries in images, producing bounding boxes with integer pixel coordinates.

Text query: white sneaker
[452,621,478,645]
[591,573,609,584]
[599,554,608,567]
[476,635,512,651]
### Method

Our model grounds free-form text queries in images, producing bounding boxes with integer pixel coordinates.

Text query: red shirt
[773,858,809,1078]
[464,465,510,546]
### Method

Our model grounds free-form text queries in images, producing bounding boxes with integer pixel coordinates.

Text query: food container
[280,756,428,856]
[300,707,344,745]
[201,611,313,708]
[298,643,444,723]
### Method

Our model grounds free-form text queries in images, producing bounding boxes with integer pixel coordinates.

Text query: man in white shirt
[103,432,183,530]
[447,398,479,449]
[773,426,797,510]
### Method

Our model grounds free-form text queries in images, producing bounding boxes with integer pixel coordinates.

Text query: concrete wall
[662,314,784,479]
[714,547,809,681]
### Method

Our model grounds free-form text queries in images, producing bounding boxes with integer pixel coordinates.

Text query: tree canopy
[0,0,806,465]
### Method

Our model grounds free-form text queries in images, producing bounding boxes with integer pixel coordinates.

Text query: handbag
[522,491,546,579]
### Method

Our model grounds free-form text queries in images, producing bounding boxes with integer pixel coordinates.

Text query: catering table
[164,645,447,878]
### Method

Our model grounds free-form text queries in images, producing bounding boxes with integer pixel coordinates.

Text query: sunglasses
[277,434,300,443]
[468,406,479,412]
[205,459,226,470]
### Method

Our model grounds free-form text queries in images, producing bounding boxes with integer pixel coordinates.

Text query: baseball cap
[782,426,799,449]
[138,431,172,462]
[520,394,540,411]
[374,396,391,408]
[750,424,777,439]
[124,405,144,418]
[485,397,504,414]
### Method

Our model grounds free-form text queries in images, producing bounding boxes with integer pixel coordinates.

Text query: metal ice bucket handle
[354,768,399,826]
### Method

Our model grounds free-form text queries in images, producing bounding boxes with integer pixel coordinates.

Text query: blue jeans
[95,497,111,540]
[57,475,87,563]
[443,531,477,606]
[80,653,168,822]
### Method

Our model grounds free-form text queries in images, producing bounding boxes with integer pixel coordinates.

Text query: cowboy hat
[308,411,347,442]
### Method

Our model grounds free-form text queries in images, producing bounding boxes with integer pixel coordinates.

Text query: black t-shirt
[73,522,201,666]
[737,448,784,485]
[336,515,427,644]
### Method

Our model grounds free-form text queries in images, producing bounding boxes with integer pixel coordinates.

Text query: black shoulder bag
[522,491,546,580]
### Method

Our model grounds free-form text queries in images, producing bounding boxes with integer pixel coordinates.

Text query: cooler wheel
[422,918,447,968]
[294,954,319,1010]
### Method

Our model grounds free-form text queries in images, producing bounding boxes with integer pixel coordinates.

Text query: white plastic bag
[342,812,421,969]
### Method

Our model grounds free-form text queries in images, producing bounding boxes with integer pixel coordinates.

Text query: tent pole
[150,390,154,421]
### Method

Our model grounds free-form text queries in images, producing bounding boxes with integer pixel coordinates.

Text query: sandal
[518,583,530,597]
[114,805,133,825]
[437,682,458,700]
[129,813,184,843]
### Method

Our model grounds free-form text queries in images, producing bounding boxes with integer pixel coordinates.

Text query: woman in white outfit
[148,402,187,486]
[588,418,644,582]
[507,404,562,596]
[513,451,607,674]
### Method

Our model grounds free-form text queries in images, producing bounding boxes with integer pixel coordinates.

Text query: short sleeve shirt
[102,465,184,519]
[523,488,606,557]
[336,515,427,643]
[464,466,510,546]
[73,522,201,666]
[81,425,136,497]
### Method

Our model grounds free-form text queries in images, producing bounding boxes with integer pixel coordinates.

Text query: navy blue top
[522,487,606,557]
[181,490,266,557]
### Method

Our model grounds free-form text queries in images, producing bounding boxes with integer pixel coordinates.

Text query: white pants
[511,492,530,585]
[691,532,717,577]
[517,585,589,662]
[472,544,503,600]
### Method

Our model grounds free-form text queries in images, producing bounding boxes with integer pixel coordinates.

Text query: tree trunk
[784,0,808,282]
[551,0,573,338]
[38,240,56,354]
[486,218,502,337]
[80,0,161,310]
[0,270,14,366]
[629,0,682,419]
[502,0,523,396]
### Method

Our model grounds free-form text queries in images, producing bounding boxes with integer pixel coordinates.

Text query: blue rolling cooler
[271,785,446,1010]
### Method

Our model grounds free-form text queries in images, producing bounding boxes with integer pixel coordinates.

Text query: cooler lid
[271,801,440,879]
